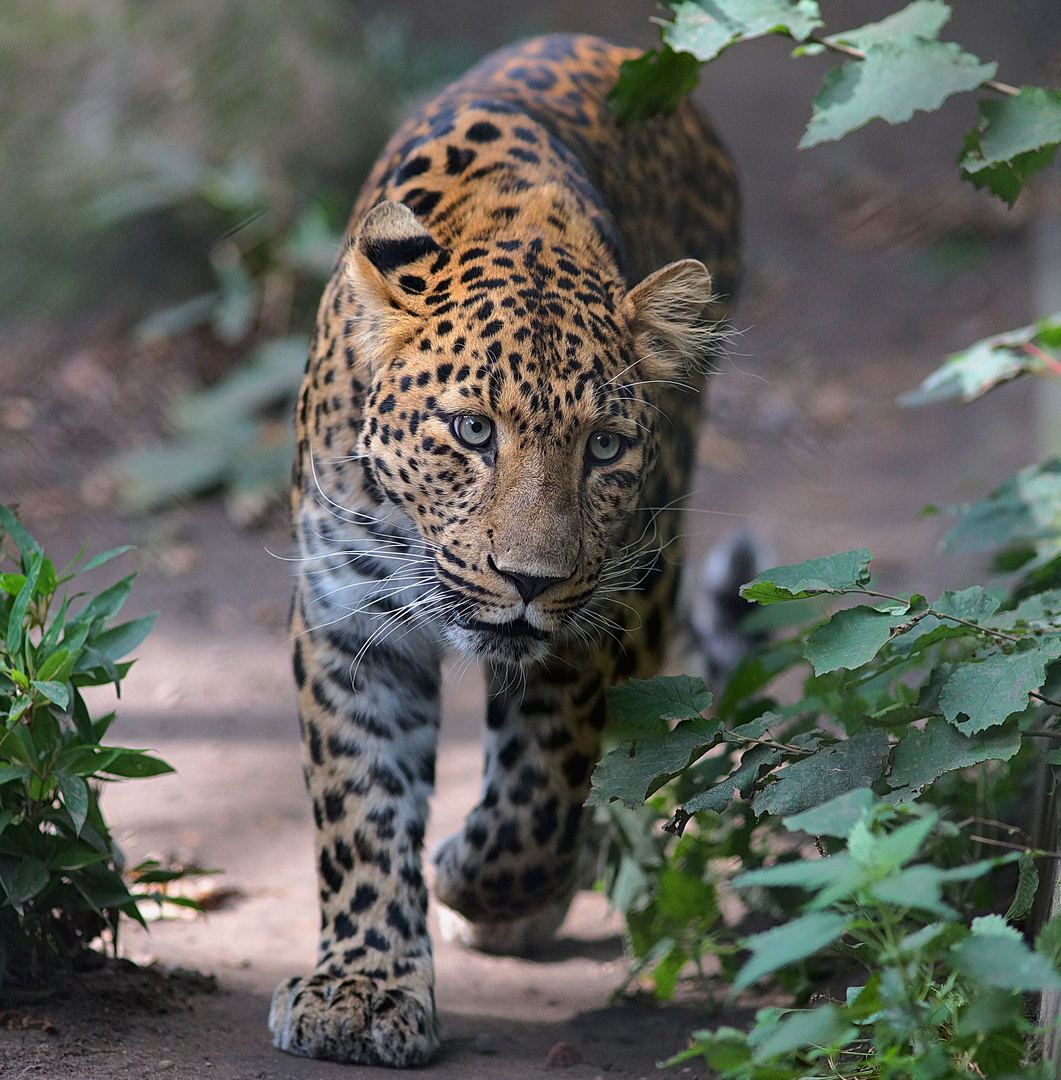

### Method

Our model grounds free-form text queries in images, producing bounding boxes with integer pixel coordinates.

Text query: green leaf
[801,40,996,149]
[6,550,43,655]
[960,88,1061,206]
[0,505,42,562]
[34,649,69,684]
[942,459,1061,554]
[750,1002,852,1062]
[68,574,134,631]
[663,0,822,63]
[31,679,70,710]
[588,717,721,808]
[817,0,950,52]
[742,548,872,604]
[753,730,890,818]
[100,750,175,779]
[676,741,782,818]
[90,613,158,662]
[77,545,135,575]
[733,911,851,994]
[55,771,89,835]
[606,674,712,728]
[783,787,875,838]
[940,637,1061,734]
[608,47,701,125]
[888,718,1021,793]
[1036,909,1061,968]
[1004,854,1039,923]
[0,856,50,908]
[664,1027,752,1071]
[951,927,1061,991]
[804,605,897,674]
[899,319,1060,407]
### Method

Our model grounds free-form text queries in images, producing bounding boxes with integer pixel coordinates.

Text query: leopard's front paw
[269,973,439,1067]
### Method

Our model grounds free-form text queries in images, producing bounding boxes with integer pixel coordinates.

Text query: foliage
[0,506,191,985]
[610,0,1061,206]
[667,795,1058,1079]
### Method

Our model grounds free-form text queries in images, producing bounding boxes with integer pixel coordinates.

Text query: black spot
[398,274,426,294]
[386,901,413,940]
[362,233,441,275]
[364,928,389,952]
[292,639,306,688]
[562,752,590,789]
[378,393,396,414]
[323,790,345,823]
[350,883,379,913]
[436,362,453,384]
[333,912,356,940]
[445,145,477,174]
[394,155,432,184]
[498,736,524,769]
[306,720,324,766]
[334,838,354,871]
[521,864,549,893]
[532,799,559,844]
[466,120,502,143]
[319,848,343,894]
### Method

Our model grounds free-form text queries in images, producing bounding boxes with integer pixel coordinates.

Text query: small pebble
[546,1041,582,1068]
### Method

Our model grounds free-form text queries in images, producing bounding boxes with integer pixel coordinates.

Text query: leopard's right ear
[343,200,447,367]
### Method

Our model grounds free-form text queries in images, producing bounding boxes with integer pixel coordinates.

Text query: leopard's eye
[453,414,494,448]
[587,430,624,463]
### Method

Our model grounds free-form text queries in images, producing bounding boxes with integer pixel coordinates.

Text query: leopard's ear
[343,200,446,367]
[621,259,715,382]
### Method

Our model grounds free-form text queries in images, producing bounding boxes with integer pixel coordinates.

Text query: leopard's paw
[269,973,439,1067]
[437,896,571,956]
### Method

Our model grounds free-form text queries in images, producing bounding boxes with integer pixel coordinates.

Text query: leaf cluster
[611,0,1061,207]
[668,794,1058,1079]
[0,506,185,985]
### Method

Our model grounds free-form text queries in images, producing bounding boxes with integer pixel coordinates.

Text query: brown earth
[1,1,1060,1077]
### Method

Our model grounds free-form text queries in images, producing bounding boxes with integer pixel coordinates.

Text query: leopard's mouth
[452,614,550,641]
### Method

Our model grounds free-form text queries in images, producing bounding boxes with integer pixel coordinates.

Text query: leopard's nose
[488,557,567,602]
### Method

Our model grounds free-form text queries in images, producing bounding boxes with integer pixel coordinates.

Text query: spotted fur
[270,34,739,1067]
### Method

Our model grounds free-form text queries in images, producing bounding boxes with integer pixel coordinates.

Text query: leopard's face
[348,201,712,666]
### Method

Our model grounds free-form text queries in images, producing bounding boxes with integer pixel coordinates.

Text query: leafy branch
[610,0,1061,207]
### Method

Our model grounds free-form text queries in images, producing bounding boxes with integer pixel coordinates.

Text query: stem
[722,730,814,756]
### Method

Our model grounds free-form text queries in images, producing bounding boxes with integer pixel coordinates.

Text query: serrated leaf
[960,88,1061,206]
[783,787,875,838]
[750,1003,852,1062]
[1035,909,1061,968]
[676,742,782,818]
[742,548,872,604]
[662,0,822,63]
[942,459,1061,554]
[868,864,958,918]
[606,674,712,728]
[609,47,701,125]
[951,931,1061,991]
[888,717,1020,792]
[823,0,950,51]
[732,911,851,994]
[802,40,996,148]
[753,730,890,818]
[804,605,897,674]
[940,637,1061,734]
[899,319,1060,406]
[588,717,721,808]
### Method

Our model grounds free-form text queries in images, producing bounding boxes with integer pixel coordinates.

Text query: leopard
[269,33,739,1068]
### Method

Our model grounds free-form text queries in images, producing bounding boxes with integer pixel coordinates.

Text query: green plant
[0,505,189,985]
[667,792,1061,1080]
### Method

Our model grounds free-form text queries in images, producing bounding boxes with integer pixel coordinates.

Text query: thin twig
[1028,728,1061,740]
[722,730,815,756]
[971,834,1061,859]
[1031,690,1061,709]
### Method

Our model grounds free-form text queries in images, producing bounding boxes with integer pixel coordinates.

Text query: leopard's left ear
[622,259,715,381]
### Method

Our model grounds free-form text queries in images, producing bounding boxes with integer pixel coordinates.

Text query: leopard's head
[347,200,714,665]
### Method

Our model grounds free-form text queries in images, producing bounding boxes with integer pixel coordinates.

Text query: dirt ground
[2,2,1061,1077]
